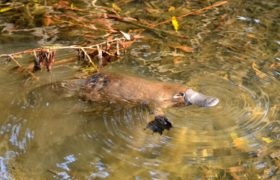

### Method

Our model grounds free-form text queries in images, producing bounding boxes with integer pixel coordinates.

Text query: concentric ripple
[181,73,270,133]
[7,62,277,178]
[77,71,278,175]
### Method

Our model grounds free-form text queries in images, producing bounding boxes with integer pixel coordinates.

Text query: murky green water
[0,0,279,179]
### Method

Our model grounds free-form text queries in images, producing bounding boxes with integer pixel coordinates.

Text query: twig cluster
[0,31,136,79]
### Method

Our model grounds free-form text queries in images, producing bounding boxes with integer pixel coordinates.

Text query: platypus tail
[184,89,219,107]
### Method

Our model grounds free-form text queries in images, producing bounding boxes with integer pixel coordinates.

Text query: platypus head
[174,89,219,107]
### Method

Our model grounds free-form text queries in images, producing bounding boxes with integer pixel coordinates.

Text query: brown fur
[30,71,217,134]
[68,72,188,116]
[64,72,191,134]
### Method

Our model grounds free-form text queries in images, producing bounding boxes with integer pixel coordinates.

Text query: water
[0,0,279,179]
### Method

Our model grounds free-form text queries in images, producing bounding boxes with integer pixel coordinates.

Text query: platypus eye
[179,92,184,96]
[173,92,185,99]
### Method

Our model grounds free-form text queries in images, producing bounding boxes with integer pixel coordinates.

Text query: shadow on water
[0,0,279,179]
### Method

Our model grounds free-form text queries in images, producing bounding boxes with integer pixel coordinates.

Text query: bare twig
[0,37,127,59]
[6,54,38,79]
[8,55,22,67]
[80,47,98,71]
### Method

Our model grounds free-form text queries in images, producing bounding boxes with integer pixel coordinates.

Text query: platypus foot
[184,89,219,107]
[145,116,173,135]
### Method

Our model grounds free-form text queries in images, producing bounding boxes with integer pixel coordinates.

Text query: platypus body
[61,72,219,134]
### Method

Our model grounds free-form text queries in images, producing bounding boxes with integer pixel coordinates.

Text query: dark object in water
[145,116,173,135]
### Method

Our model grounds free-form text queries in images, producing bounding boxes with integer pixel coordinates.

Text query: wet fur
[63,72,189,134]
[80,72,186,106]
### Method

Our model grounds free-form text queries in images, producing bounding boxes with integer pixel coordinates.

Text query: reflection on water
[0,0,280,179]
[56,154,76,179]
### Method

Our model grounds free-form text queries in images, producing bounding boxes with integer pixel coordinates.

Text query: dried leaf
[55,0,70,9]
[70,3,74,9]
[171,16,179,32]
[233,138,246,149]
[94,18,116,33]
[252,62,268,79]
[145,8,162,15]
[270,150,280,159]
[106,36,113,42]
[81,66,97,73]
[45,51,55,71]
[168,6,175,12]
[173,57,184,64]
[230,132,248,150]
[132,34,144,39]
[0,7,13,13]
[112,3,121,12]
[96,45,103,66]
[201,149,208,157]
[119,41,134,49]
[247,33,256,39]
[120,31,131,40]
[261,137,273,144]
[116,41,120,56]
[230,132,238,139]
[173,45,193,53]
[270,63,280,68]
[105,41,111,50]
[97,45,102,59]
[228,166,244,173]
[43,16,52,26]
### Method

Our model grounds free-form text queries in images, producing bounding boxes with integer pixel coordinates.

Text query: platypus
[61,72,219,134]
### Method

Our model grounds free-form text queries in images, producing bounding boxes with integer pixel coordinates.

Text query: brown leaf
[54,0,70,9]
[230,132,249,151]
[106,36,113,42]
[270,150,280,159]
[46,51,55,71]
[119,40,134,49]
[116,41,120,56]
[145,8,162,15]
[94,18,115,32]
[252,62,268,79]
[43,16,52,26]
[173,45,193,53]
[233,137,248,150]
[120,31,131,40]
[96,45,102,60]
[173,57,184,64]
[132,34,144,40]
[228,166,244,173]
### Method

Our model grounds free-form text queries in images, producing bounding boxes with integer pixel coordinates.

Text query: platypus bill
[62,72,219,134]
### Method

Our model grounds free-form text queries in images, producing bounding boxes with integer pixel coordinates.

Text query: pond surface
[0,0,279,179]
